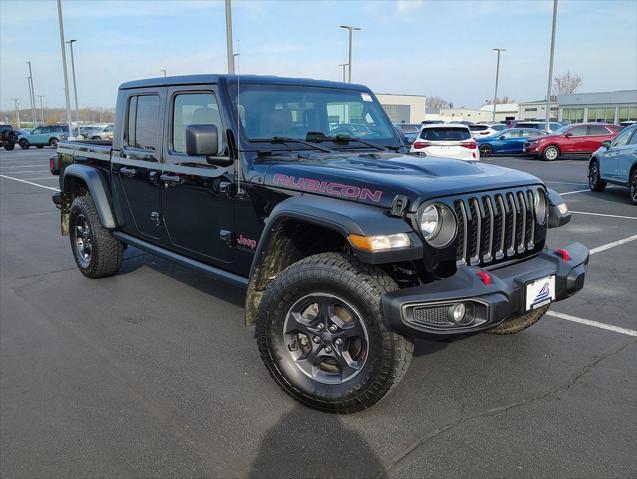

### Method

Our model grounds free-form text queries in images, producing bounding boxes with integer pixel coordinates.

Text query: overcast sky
[1,0,635,111]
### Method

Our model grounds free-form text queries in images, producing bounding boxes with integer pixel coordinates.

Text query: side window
[588,125,610,136]
[628,129,637,145]
[135,96,160,150]
[125,95,159,150]
[611,127,633,147]
[569,126,588,137]
[172,92,222,154]
[31,127,41,134]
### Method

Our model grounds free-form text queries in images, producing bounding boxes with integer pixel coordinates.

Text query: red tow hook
[555,248,571,261]
[477,270,492,286]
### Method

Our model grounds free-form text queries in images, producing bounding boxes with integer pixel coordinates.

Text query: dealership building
[557,90,637,124]
[375,93,427,124]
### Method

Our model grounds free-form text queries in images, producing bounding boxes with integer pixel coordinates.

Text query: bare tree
[427,96,450,109]
[552,72,583,96]
[485,96,514,105]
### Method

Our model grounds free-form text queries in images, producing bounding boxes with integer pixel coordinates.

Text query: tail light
[50,154,60,175]
[460,141,477,149]
[413,141,432,149]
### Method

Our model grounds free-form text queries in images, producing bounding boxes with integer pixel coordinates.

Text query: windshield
[228,83,397,147]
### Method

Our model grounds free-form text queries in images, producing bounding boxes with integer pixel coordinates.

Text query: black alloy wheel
[588,160,606,192]
[630,170,637,205]
[282,293,369,385]
[479,144,493,157]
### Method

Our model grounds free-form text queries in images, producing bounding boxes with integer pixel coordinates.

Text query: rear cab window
[125,94,160,151]
[421,127,471,141]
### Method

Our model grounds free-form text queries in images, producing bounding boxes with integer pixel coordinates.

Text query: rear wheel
[479,144,493,157]
[69,195,123,278]
[256,253,413,413]
[630,169,637,205]
[18,139,30,149]
[588,159,606,192]
[486,305,549,335]
[542,145,560,161]
[49,138,58,148]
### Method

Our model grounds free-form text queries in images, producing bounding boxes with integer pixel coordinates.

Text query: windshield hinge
[390,195,409,217]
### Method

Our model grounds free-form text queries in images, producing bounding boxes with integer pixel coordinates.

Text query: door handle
[120,167,137,177]
[160,173,183,186]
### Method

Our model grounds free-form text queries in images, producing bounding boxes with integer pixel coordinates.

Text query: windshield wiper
[252,136,333,153]
[323,134,386,151]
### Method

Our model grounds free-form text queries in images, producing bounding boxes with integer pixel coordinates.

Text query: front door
[563,125,588,153]
[112,92,164,239]
[159,87,235,266]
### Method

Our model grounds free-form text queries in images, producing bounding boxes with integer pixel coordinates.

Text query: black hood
[260,151,543,210]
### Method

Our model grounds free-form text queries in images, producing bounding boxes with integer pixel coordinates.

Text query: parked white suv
[411,124,480,161]
[469,123,507,139]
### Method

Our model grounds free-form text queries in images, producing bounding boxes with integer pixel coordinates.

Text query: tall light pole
[9,99,20,129]
[66,39,81,130]
[26,62,37,125]
[225,0,235,74]
[339,25,361,83]
[545,0,558,131]
[161,69,167,78]
[491,48,506,122]
[337,63,348,82]
[56,0,74,138]
[37,95,45,124]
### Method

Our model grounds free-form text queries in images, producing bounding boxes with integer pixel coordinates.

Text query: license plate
[525,275,555,310]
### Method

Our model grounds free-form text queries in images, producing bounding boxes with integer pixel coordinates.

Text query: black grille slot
[412,305,451,326]
[453,188,539,266]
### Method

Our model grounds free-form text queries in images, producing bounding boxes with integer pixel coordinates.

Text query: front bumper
[523,142,541,155]
[382,242,588,338]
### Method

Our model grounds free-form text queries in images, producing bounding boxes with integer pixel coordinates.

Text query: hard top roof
[120,74,371,91]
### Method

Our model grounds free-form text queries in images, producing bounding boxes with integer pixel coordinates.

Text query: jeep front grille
[453,188,542,266]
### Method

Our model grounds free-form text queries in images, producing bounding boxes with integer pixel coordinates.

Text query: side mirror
[564,132,572,138]
[185,124,233,167]
[498,135,506,140]
[602,140,612,149]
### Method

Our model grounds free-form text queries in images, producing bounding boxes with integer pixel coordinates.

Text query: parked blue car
[477,128,546,157]
[588,123,637,204]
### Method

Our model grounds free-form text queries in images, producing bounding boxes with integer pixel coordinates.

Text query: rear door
[159,86,235,265]
[112,90,164,240]
[30,126,47,145]
[586,125,613,153]
[610,126,637,182]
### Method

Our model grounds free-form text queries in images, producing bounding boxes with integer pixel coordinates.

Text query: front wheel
[486,305,549,335]
[18,139,30,149]
[3,143,15,151]
[49,138,58,148]
[630,170,637,205]
[69,195,123,278]
[542,145,560,161]
[589,159,606,192]
[255,253,413,413]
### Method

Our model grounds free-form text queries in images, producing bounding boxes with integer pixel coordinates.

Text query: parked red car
[523,123,621,161]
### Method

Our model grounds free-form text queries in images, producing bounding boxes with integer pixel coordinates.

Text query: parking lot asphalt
[1,148,635,478]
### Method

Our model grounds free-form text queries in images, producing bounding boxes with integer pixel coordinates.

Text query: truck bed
[57,140,112,162]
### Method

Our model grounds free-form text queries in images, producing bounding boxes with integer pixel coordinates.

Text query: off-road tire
[3,143,15,151]
[542,145,560,161]
[485,305,550,335]
[255,252,413,413]
[18,139,30,149]
[49,138,58,148]
[588,159,606,192]
[69,195,123,278]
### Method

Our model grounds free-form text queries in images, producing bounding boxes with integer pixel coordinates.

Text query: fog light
[450,303,466,323]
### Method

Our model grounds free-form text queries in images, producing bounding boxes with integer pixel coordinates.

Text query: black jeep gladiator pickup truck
[51,74,587,413]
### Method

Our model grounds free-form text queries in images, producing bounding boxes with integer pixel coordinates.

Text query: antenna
[234,39,242,197]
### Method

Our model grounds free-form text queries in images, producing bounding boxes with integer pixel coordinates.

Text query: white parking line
[0,164,50,169]
[16,176,58,181]
[544,181,588,186]
[547,311,637,337]
[571,211,637,220]
[0,174,60,191]
[0,169,52,174]
[561,188,591,196]
[589,234,637,255]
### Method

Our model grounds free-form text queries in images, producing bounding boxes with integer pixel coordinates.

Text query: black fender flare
[63,164,117,229]
[546,188,571,228]
[250,195,423,278]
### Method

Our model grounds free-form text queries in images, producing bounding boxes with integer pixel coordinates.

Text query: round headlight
[534,189,547,225]
[419,204,440,239]
[418,203,457,248]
